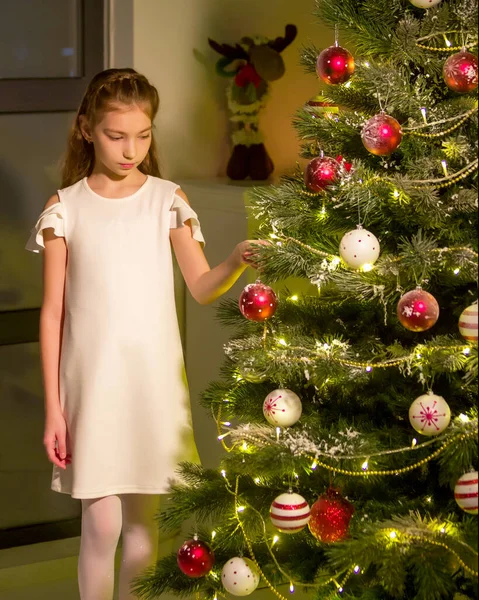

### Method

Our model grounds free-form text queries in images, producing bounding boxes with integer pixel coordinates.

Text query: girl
[25,68,261,600]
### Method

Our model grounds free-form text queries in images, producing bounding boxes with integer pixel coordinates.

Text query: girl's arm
[39,194,70,469]
[170,189,259,305]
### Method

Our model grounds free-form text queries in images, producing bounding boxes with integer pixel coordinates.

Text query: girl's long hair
[61,68,162,188]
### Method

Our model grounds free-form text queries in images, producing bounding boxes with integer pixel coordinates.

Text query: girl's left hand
[235,240,270,270]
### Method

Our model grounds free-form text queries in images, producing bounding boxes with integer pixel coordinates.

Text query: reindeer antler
[267,24,297,53]
[208,38,249,60]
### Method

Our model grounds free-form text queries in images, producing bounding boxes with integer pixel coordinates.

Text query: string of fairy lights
[205,473,479,600]
[415,30,478,52]
[183,18,478,600]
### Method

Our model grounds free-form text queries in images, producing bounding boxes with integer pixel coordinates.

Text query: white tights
[78,494,160,600]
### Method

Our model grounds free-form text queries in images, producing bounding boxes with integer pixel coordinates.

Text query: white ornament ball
[454,471,478,515]
[270,491,311,533]
[409,392,451,436]
[221,557,261,596]
[263,389,302,427]
[409,0,442,7]
[339,226,380,270]
[459,303,478,342]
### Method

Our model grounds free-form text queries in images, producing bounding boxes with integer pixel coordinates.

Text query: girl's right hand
[44,412,71,470]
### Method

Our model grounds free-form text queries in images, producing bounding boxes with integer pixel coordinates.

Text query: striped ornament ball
[270,491,311,533]
[454,471,478,515]
[459,303,478,342]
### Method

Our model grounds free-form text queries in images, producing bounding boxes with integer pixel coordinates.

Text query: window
[0,0,105,113]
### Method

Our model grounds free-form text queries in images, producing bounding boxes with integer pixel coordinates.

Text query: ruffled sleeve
[169,193,205,247]
[25,202,66,253]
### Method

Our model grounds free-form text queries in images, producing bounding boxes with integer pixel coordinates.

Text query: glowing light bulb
[362,460,369,471]
[278,338,287,346]
[354,566,361,574]
[237,505,245,512]
[211,530,217,539]
[426,496,432,503]
[420,107,427,124]
[389,531,397,539]
[290,295,299,302]
[242,441,248,451]
[311,460,318,470]
[453,268,460,275]
[459,413,469,422]
[362,263,374,272]
[412,438,418,447]
[254,477,260,484]
[463,348,471,356]
[221,469,226,478]
[272,535,279,545]
[440,527,446,533]
[441,160,449,177]
[393,189,400,198]
[290,582,295,593]
[364,61,370,68]
[366,366,373,372]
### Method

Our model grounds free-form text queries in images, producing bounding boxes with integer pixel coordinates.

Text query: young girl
[25,68,260,600]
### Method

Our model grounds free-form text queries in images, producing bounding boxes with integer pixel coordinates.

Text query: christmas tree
[135,1,478,599]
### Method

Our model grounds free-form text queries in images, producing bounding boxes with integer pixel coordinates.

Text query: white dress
[25,176,203,499]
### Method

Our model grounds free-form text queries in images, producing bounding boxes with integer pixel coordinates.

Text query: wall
[133,0,332,180]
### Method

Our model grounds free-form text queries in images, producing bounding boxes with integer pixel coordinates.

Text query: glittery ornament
[409,0,442,7]
[316,45,355,85]
[304,155,340,192]
[361,112,403,155]
[263,388,302,427]
[443,50,478,94]
[177,537,215,578]
[221,557,261,596]
[458,303,478,342]
[409,391,451,436]
[454,471,478,515]
[309,488,354,543]
[239,281,278,322]
[270,491,311,533]
[397,286,439,332]
[339,225,380,269]
[336,155,353,173]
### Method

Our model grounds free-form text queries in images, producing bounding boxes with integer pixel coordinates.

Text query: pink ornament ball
[361,113,403,156]
[443,50,478,94]
[397,287,439,332]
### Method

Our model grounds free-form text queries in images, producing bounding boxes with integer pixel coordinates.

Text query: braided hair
[61,68,161,188]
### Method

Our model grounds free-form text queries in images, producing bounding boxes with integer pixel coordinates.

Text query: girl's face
[82,103,153,176]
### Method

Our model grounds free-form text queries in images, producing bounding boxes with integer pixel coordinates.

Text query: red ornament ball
[309,488,355,543]
[316,45,355,85]
[397,287,440,332]
[443,50,478,94]
[239,281,278,322]
[304,156,340,192]
[177,538,215,578]
[361,113,403,156]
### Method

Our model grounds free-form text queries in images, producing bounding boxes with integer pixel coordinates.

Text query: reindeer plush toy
[208,24,297,181]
